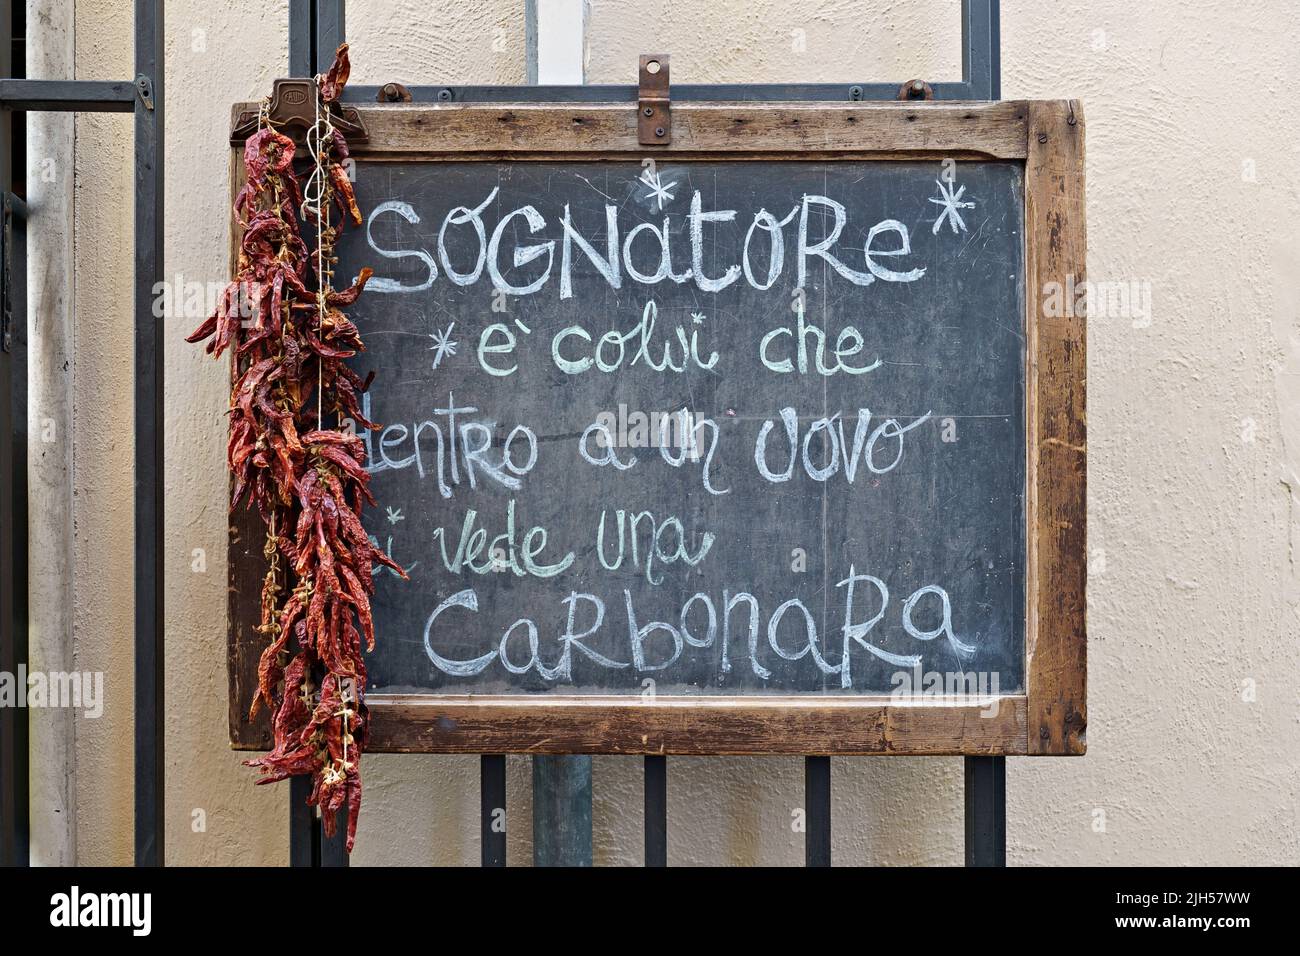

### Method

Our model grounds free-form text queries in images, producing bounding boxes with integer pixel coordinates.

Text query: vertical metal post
[288,776,316,866]
[0,0,30,867]
[527,0,594,868]
[961,0,1006,870]
[288,0,313,78]
[962,0,1000,100]
[480,754,506,866]
[805,756,831,867]
[314,0,351,869]
[320,807,349,866]
[0,0,13,870]
[532,755,592,866]
[284,0,327,866]
[132,0,164,869]
[315,0,345,70]
[964,756,1006,866]
[643,755,666,867]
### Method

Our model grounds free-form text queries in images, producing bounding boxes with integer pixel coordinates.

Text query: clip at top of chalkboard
[638,54,672,146]
[230,78,369,147]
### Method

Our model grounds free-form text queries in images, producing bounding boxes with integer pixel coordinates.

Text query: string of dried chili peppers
[188,43,403,850]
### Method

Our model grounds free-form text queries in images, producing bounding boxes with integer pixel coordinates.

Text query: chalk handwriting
[364,190,926,299]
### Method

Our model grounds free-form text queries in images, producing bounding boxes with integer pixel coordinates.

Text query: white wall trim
[528,0,587,84]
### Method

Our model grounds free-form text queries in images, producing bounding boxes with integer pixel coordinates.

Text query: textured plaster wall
[54,0,1299,865]
[69,0,133,867]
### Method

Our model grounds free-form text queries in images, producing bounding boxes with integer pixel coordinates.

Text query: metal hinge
[637,54,671,146]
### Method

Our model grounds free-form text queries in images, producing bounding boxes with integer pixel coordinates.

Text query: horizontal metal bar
[347,82,975,104]
[0,78,136,112]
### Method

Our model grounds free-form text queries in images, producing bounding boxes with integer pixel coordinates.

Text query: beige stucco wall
[43,0,1299,865]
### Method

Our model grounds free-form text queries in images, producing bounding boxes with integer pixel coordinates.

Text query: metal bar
[961,0,1005,869]
[480,754,506,866]
[532,756,592,866]
[964,756,1006,866]
[643,756,666,867]
[0,0,20,869]
[315,0,344,73]
[282,0,321,865]
[288,775,316,866]
[0,78,136,112]
[1,195,28,868]
[962,0,1000,100]
[318,3,349,870]
[133,0,165,868]
[344,82,976,104]
[805,756,831,867]
[288,0,313,78]
[525,0,594,870]
[320,807,349,866]
[0,0,30,864]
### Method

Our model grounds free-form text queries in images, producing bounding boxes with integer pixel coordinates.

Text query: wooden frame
[227,99,1086,757]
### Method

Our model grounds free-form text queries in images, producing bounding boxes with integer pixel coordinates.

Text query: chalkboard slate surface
[331,159,1025,698]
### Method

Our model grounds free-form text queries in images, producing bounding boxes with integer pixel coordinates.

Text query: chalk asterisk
[385,506,404,525]
[638,168,677,210]
[428,321,458,369]
[929,179,975,235]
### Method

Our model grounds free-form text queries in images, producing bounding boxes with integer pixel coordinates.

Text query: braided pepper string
[188,43,404,851]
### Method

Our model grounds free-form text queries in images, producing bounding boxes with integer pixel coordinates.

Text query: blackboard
[229,100,1087,755]
[341,158,1025,696]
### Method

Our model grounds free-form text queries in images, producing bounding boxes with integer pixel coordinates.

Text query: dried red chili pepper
[190,43,403,851]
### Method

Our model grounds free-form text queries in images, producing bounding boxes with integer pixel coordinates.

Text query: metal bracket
[637,54,671,146]
[229,77,369,146]
[897,79,935,101]
[134,74,155,111]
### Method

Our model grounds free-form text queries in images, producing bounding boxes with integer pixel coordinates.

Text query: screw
[643,107,654,116]
[655,127,665,137]
[1037,132,1049,143]
[381,83,399,102]
[849,85,863,100]
[437,88,453,101]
